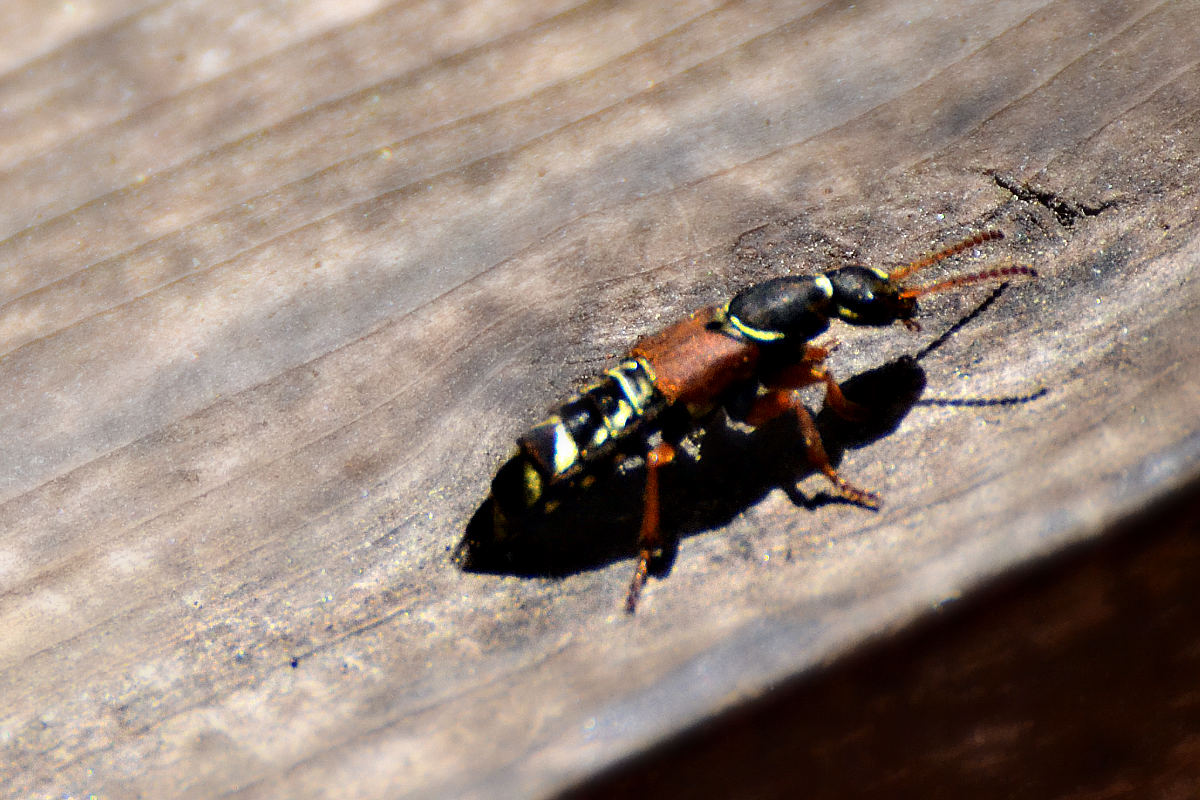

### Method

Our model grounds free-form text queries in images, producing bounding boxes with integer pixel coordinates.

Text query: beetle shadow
[454,354,928,582]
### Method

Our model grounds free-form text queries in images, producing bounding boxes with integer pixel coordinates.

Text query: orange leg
[811,364,867,422]
[747,389,880,508]
[625,441,676,614]
[764,343,867,423]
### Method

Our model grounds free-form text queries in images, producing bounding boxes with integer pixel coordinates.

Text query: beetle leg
[810,363,868,422]
[625,441,676,614]
[747,389,879,508]
[813,337,840,354]
[764,346,867,423]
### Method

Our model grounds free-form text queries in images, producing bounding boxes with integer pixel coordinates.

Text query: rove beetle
[459,230,1036,612]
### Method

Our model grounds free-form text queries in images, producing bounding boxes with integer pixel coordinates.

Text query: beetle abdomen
[489,358,667,535]
[520,357,664,481]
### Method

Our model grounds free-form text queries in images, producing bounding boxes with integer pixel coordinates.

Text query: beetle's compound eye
[725,275,834,343]
[826,266,916,326]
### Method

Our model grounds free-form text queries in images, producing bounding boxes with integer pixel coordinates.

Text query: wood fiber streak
[1,1,1197,798]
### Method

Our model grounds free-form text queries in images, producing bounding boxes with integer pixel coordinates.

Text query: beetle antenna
[889,230,1004,282]
[899,265,1038,300]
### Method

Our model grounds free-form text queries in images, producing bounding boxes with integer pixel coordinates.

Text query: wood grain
[1,1,1197,797]
[564,478,1200,799]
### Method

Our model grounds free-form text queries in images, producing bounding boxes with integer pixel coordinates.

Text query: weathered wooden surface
[1,1,1197,798]
[565,478,1200,799]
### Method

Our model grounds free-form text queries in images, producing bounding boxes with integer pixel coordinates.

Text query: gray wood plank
[1,0,1197,797]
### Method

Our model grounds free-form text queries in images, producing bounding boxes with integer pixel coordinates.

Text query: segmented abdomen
[519,358,666,483]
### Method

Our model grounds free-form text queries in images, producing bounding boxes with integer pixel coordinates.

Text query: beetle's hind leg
[624,440,676,614]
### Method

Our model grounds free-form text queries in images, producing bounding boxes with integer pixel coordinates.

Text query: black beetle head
[826,266,917,326]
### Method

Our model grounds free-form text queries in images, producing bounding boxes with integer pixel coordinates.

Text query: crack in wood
[990,171,1117,227]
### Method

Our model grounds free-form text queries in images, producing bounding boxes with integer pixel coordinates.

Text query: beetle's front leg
[766,343,868,423]
[746,388,880,508]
